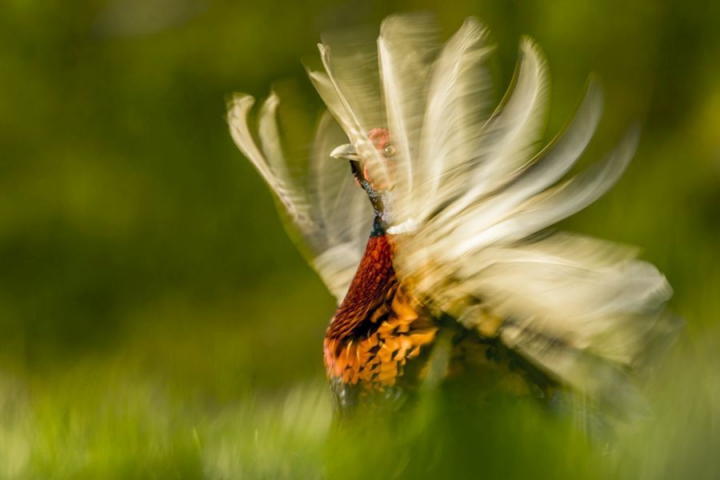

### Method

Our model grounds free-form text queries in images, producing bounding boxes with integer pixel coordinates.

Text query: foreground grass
[0,371,331,479]
[1,330,718,479]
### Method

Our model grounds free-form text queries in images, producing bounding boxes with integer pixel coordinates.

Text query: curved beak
[330,143,360,161]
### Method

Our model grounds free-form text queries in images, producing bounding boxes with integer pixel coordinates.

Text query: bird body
[322,221,437,408]
[228,13,679,418]
[322,216,558,411]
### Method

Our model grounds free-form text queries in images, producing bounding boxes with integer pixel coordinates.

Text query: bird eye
[383,145,396,157]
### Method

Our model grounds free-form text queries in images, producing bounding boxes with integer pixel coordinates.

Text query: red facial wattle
[363,128,395,191]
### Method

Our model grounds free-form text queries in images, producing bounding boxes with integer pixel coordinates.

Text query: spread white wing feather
[228,95,373,302]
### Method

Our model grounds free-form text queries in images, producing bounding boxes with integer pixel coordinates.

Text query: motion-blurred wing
[441,233,678,412]
[308,24,392,192]
[228,94,373,302]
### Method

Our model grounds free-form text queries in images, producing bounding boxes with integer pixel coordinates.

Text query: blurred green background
[1,0,719,478]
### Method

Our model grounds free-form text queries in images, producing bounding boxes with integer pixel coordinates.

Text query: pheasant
[228,14,679,416]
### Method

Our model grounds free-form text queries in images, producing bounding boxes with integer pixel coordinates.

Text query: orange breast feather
[324,234,437,392]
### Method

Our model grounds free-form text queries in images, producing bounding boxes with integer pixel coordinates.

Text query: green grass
[3,340,719,478]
